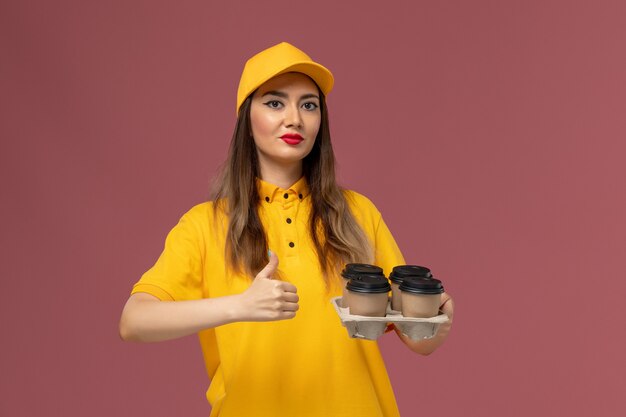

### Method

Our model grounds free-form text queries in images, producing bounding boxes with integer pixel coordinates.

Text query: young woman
[119,42,454,417]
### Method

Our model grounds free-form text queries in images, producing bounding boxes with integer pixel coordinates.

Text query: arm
[393,291,454,355]
[119,251,298,343]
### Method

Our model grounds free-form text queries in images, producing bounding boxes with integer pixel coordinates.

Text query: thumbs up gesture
[237,251,299,321]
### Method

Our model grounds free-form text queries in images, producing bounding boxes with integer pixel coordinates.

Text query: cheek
[250,110,277,141]
[307,116,321,138]
[249,112,263,139]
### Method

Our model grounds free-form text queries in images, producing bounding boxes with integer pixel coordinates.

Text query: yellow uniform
[132,177,405,416]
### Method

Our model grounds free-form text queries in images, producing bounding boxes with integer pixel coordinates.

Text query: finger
[258,250,279,279]
[279,281,298,293]
[439,292,451,309]
[281,301,300,312]
[278,311,297,320]
[440,291,450,303]
[282,292,299,303]
[440,294,454,319]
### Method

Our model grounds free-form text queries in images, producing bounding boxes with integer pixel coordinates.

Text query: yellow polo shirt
[132,177,405,417]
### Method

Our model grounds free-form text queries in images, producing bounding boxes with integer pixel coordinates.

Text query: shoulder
[343,189,381,216]
[177,201,225,232]
[183,201,216,219]
[165,201,228,250]
[342,189,382,227]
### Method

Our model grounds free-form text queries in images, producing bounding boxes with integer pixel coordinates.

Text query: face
[250,72,321,171]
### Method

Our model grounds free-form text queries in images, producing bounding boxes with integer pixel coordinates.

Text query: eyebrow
[262,90,320,101]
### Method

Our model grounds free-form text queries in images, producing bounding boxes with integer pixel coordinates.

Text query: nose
[284,103,303,129]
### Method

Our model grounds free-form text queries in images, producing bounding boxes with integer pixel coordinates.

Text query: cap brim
[275,61,334,96]
[237,61,334,114]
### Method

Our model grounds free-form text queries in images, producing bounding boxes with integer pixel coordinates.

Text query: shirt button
[286,218,292,224]
[289,242,295,248]
[283,193,289,199]
[265,196,270,202]
[298,193,303,199]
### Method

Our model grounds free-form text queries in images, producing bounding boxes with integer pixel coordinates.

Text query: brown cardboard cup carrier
[331,297,448,341]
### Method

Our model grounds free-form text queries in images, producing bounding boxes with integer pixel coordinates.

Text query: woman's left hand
[393,291,454,355]
[435,291,454,340]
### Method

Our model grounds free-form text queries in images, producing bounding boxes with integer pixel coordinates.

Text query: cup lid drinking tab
[389,265,432,284]
[398,276,444,294]
[341,263,384,280]
[346,275,391,294]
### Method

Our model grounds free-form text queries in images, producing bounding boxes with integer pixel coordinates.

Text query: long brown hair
[212,91,372,285]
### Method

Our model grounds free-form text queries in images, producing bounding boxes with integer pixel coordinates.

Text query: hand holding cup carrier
[334,263,448,340]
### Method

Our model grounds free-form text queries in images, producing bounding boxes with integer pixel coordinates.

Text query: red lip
[280,133,303,145]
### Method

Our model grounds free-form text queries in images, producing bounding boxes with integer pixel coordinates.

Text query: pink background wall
[2,1,625,416]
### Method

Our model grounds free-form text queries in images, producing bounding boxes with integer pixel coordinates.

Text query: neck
[258,157,303,189]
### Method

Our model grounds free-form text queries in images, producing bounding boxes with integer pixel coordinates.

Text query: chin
[274,153,309,165]
[264,148,313,164]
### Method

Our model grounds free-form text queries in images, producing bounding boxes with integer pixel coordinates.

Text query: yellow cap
[236,42,334,114]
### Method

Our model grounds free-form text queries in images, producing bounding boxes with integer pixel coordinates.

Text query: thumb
[440,293,454,320]
[258,250,279,279]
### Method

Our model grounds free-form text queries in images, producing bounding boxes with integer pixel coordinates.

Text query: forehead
[254,72,319,96]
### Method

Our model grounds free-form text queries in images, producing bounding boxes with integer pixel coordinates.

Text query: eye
[264,100,283,109]
[302,102,319,111]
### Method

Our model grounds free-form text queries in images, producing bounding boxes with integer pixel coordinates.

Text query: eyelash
[263,101,319,111]
[264,100,282,109]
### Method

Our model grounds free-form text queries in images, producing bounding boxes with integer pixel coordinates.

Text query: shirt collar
[256,176,310,204]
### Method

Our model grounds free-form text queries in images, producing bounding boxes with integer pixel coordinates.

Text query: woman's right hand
[237,251,299,321]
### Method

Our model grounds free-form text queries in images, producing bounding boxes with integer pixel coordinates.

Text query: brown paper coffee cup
[398,276,444,318]
[340,264,384,308]
[346,275,391,317]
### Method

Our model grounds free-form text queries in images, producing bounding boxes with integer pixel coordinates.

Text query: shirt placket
[280,190,300,258]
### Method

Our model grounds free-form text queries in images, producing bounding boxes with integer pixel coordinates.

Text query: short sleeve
[373,214,406,277]
[131,211,205,301]
[344,190,405,275]
[373,214,405,335]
